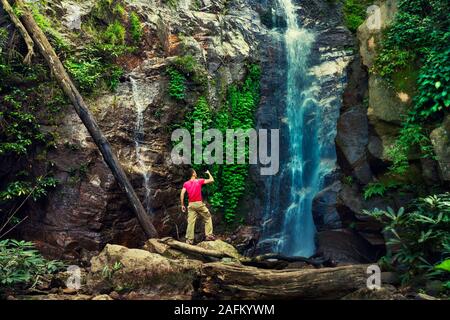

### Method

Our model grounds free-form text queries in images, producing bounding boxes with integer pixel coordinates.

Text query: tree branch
[1,0,34,64]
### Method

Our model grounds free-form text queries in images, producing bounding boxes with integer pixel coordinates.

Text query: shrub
[363,193,450,285]
[363,180,402,199]
[0,177,57,202]
[129,12,143,44]
[178,64,261,224]
[386,123,435,174]
[342,0,370,32]
[211,64,261,223]
[173,54,208,88]
[104,20,126,45]
[372,0,449,175]
[0,239,64,289]
[167,66,186,100]
[106,65,124,91]
[65,58,103,93]
[0,90,46,156]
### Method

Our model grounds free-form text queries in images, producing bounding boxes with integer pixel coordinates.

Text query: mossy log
[6,0,158,238]
[198,262,370,300]
[158,238,237,260]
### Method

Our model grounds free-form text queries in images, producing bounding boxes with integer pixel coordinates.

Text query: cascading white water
[130,77,151,212]
[275,0,321,257]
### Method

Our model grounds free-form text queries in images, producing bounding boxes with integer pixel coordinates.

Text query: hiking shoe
[205,235,216,241]
[186,239,195,245]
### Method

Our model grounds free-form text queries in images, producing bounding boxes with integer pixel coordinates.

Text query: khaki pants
[186,202,213,241]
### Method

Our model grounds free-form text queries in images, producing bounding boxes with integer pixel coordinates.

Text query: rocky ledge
[5,240,428,301]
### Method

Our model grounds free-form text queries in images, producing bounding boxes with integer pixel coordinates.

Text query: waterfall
[271,0,326,258]
[130,77,151,212]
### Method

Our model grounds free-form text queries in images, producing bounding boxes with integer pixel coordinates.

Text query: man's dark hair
[188,168,196,178]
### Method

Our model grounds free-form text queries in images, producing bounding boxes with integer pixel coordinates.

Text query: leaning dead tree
[2,0,158,238]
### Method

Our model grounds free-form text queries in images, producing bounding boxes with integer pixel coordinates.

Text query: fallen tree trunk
[242,253,330,269]
[198,262,370,300]
[8,0,158,238]
[159,238,329,268]
[158,238,233,260]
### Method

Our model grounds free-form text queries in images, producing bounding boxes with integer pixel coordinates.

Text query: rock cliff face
[317,0,403,263]
[13,0,448,263]
[19,0,270,261]
[327,0,449,264]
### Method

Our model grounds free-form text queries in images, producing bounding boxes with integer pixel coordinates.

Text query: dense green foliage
[0,177,57,203]
[182,64,261,223]
[364,194,450,287]
[386,123,435,174]
[0,239,63,289]
[327,0,370,32]
[0,34,61,233]
[62,0,145,93]
[372,0,450,174]
[1,0,142,233]
[129,12,143,44]
[342,0,370,32]
[214,65,261,223]
[173,55,208,88]
[167,67,187,100]
[104,20,126,45]
[363,180,402,200]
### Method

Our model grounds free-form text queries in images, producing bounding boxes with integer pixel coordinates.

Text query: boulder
[229,226,261,255]
[430,116,450,182]
[61,1,94,30]
[336,107,373,183]
[87,244,201,295]
[316,229,379,265]
[358,0,399,68]
[313,181,343,231]
[368,76,411,125]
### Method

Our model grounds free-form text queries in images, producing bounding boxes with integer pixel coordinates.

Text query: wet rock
[313,181,342,231]
[425,280,446,296]
[230,225,260,255]
[18,0,269,260]
[61,1,94,30]
[430,116,450,182]
[420,158,441,185]
[336,107,373,184]
[316,229,378,264]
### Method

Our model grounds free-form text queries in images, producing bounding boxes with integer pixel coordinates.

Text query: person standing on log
[180,169,216,244]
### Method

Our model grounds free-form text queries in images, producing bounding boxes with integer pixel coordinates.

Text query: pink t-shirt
[183,179,205,203]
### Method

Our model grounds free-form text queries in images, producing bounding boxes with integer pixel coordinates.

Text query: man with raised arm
[180,169,216,244]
